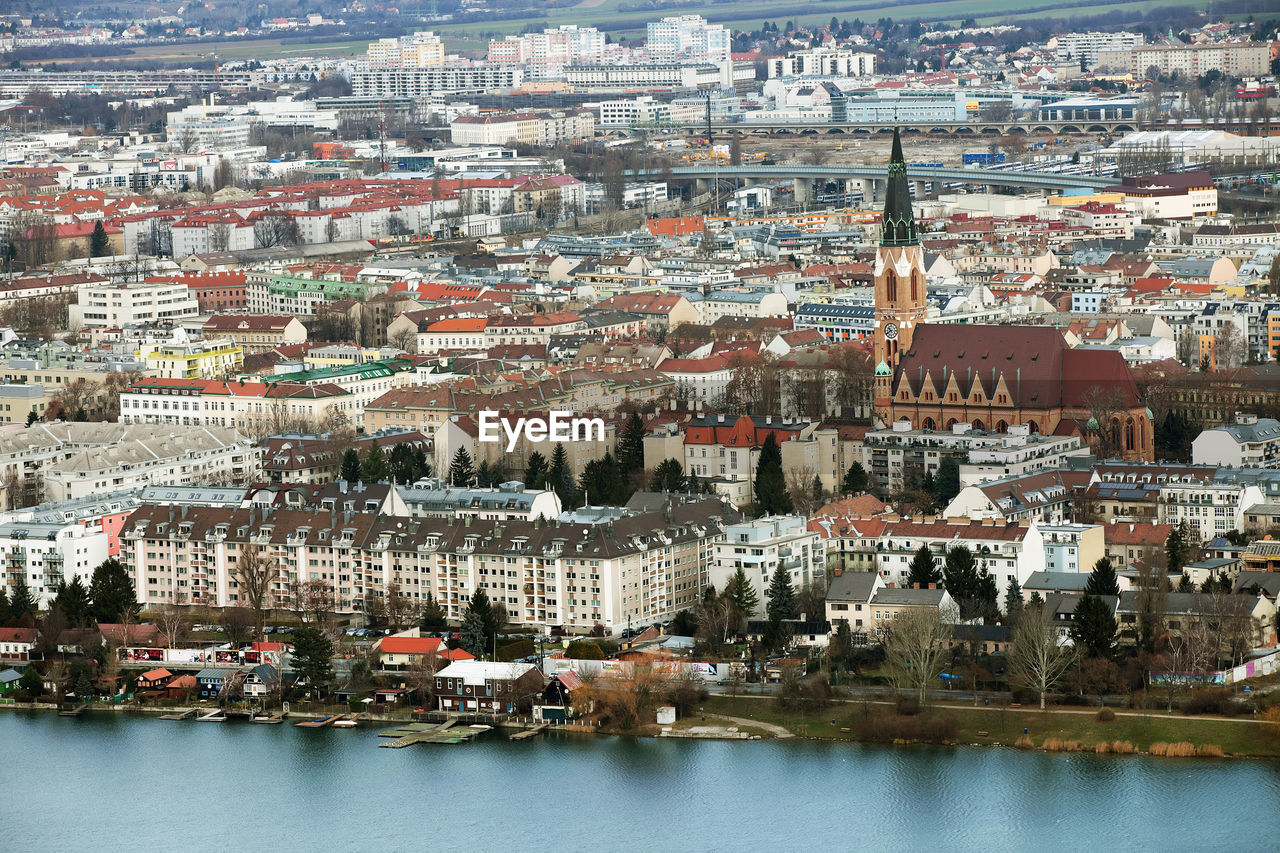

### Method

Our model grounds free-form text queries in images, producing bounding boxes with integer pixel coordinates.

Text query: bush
[1096,708,1116,722]
[1013,735,1034,749]
[1149,741,1197,757]
[1180,688,1245,717]
[564,639,605,660]
[922,714,957,744]
[1197,744,1224,757]
[895,695,921,716]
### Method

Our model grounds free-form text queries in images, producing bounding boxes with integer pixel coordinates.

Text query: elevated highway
[634,164,1117,194]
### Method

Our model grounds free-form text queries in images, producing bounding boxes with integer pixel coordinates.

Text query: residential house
[433,660,544,714]
[0,628,36,662]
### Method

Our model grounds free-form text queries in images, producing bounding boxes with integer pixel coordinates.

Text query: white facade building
[709,515,826,617]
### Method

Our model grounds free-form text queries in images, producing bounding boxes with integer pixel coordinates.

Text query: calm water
[2,711,1278,852]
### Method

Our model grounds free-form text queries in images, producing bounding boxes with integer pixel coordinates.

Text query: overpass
[628,117,1137,137]
[635,164,1118,194]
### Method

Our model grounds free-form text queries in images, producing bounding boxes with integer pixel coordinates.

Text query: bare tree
[209,222,232,253]
[388,326,417,354]
[220,606,254,647]
[231,543,273,641]
[384,582,416,631]
[1007,604,1077,710]
[1212,321,1245,373]
[404,653,441,704]
[253,211,300,248]
[880,608,952,707]
[1080,385,1128,460]
[155,605,192,648]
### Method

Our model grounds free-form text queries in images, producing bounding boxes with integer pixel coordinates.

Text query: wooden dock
[58,704,87,717]
[196,709,226,722]
[378,718,493,748]
[509,723,548,741]
[295,714,345,728]
[252,713,285,724]
[161,709,197,720]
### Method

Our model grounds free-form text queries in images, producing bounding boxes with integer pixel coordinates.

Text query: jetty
[378,718,492,748]
[58,704,87,717]
[161,709,197,720]
[252,713,285,724]
[509,723,548,741]
[296,714,345,728]
[196,709,226,722]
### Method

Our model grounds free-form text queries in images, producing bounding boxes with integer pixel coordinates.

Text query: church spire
[880,125,919,248]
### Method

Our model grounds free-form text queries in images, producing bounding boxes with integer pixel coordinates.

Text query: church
[871,129,1154,461]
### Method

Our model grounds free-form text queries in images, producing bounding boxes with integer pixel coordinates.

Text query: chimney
[928,583,937,589]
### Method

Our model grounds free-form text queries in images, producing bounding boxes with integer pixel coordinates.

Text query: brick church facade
[871,129,1154,461]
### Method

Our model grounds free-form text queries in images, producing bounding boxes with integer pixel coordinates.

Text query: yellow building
[142,340,243,380]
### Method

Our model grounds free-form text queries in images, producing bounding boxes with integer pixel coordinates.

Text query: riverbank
[694,695,1280,759]
[7,697,1278,759]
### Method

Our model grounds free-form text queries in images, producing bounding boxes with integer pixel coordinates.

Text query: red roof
[376,636,445,655]
[0,628,36,644]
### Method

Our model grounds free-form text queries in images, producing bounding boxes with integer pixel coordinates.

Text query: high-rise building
[646,15,730,63]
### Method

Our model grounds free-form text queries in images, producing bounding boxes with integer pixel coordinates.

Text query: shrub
[895,695,921,716]
[1180,688,1245,717]
[1013,735,1034,749]
[1096,708,1116,722]
[922,715,958,744]
[1197,744,1225,757]
[1150,741,1197,757]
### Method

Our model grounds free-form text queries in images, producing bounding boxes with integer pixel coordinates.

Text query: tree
[340,448,361,483]
[88,558,138,624]
[753,433,793,515]
[881,608,952,706]
[1134,562,1168,653]
[290,626,334,694]
[155,605,191,648]
[89,221,110,258]
[230,544,273,641]
[524,451,549,489]
[19,666,42,699]
[765,562,797,621]
[449,448,475,487]
[649,458,686,492]
[252,211,299,248]
[1004,578,1024,621]
[419,593,447,631]
[1070,594,1119,660]
[723,566,761,628]
[906,544,941,589]
[577,453,625,506]
[841,461,868,495]
[360,440,390,483]
[461,588,496,657]
[220,606,254,647]
[935,456,960,506]
[1212,320,1244,371]
[1007,602,1077,710]
[1165,523,1189,574]
[384,582,416,631]
[547,443,575,506]
[54,576,92,628]
[7,576,35,623]
[616,411,645,476]
[389,443,426,484]
[460,605,487,658]
[810,474,824,507]
[942,545,979,618]
[1085,557,1121,597]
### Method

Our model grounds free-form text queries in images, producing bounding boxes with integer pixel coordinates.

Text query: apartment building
[120,499,732,631]
[0,519,109,609]
[709,515,826,617]
[142,339,244,380]
[201,315,308,355]
[768,47,876,78]
[69,279,200,328]
[351,66,524,99]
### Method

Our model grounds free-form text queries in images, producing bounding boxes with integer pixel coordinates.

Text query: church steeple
[880,126,919,248]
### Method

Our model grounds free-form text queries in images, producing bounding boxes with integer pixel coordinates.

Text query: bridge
[631,117,1137,137]
[635,164,1118,195]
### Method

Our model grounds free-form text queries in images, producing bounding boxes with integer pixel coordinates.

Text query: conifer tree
[360,440,390,483]
[340,448,361,483]
[1085,557,1121,598]
[765,562,797,621]
[449,448,475,486]
[753,433,793,515]
[906,544,941,589]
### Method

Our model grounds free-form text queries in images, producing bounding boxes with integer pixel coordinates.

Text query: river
[2,711,1277,852]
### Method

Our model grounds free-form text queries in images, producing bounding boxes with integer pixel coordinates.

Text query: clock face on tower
[884,322,898,341]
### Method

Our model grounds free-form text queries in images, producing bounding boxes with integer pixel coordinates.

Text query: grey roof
[399,481,546,513]
[1233,571,1280,596]
[195,668,228,681]
[870,587,946,607]
[1117,591,1226,616]
[0,668,22,683]
[1205,417,1280,445]
[1024,571,1091,592]
[826,570,881,603]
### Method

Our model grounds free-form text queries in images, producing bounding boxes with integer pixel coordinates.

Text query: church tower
[873,126,927,424]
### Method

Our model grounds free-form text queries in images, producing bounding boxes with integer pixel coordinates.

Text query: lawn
[700,695,1280,758]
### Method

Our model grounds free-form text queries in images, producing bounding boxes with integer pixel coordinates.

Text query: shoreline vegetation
[7,693,1278,760]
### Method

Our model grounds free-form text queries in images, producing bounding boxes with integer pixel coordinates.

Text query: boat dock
[161,709,197,720]
[509,723,548,741]
[58,704,87,717]
[252,713,285,724]
[378,718,493,748]
[295,714,345,728]
[196,709,226,722]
